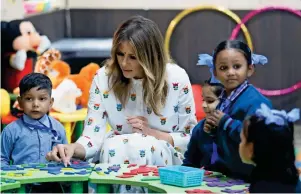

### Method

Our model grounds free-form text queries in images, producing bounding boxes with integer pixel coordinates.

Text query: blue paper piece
[70,164,90,169]
[47,163,57,167]
[5,179,16,183]
[48,170,61,175]
[40,167,62,171]
[1,166,18,171]
[28,163,40,168]
[75,171,89,175]
[64,172,75,175]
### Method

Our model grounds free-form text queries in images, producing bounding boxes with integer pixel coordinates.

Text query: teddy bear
[1,19,51,92]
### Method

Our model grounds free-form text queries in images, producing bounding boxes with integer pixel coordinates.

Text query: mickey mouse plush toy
[1,19,51,92]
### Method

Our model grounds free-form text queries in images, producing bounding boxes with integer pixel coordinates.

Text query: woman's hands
[127,116,174,146]
[127,116,153,135]
[46,143,84,167]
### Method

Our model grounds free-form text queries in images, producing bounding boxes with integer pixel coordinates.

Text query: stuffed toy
[48,60,100,109]
[52,79,82,113]
[34,49,100,110]
[1,19,51,92]
[0,89,10,117]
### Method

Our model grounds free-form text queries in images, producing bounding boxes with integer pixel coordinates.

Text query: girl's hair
[105,15,169,116]
[212,40,252,65]
[203,80,223,97]
[243,115,298,183]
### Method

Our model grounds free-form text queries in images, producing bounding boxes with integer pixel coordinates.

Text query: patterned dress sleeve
[169,70,197,154]
[76,72,108,159]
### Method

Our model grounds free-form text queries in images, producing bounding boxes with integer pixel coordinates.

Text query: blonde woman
[47,16,197,191]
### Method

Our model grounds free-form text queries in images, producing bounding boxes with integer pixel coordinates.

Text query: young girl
[239,103,301,193]
[183,81,223,168]
[184,40,272,180]
[183,55,223,168]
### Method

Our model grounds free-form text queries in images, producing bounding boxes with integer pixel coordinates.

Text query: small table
[50,108,87,143]
[89,164,250,194]
[0,178,21,192]
[148,181,249,193]
[89,164,160,193]
[1,163,95,193]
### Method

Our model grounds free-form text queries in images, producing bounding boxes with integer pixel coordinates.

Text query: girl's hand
[204,120,213,133]
[207,110,225,127]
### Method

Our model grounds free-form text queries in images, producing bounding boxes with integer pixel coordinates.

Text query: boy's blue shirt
[184,85,272,179]
[1,114,67,165]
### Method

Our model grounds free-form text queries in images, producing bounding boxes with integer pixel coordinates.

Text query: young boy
[1,73,67,165]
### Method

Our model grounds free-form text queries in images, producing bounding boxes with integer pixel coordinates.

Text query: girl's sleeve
[218,100,272,143]
[76,72,108,159]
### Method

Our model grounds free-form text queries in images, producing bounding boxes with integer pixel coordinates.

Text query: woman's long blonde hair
[106,15,169,116]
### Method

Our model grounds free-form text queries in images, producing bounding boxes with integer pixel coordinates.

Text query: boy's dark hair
[243,115,298,183]
[203,80,223,97]
[213,40,252,65]
[19,73,52,96]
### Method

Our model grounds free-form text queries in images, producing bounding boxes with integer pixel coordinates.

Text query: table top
[1,162,250,193]
[0,161,94,184]
[89,164,156,187]
[89,164,249,194]
[148,180,249,193]
[0,178,21,192]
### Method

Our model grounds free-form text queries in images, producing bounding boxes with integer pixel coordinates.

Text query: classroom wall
[1,0,25,20]
[3,0,301,118]
[1,0,66,21]
[68,0,301,9]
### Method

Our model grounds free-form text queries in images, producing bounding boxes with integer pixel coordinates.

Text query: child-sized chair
[1,89,18,130]
[191,84,206,122]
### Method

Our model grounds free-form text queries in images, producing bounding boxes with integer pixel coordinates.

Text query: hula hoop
[164,5,254,54]
[230,6,301,96]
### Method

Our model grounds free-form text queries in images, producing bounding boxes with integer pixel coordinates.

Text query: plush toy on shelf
[35,49,100,112]
[12,49,100,113]
[0,89,10,118]
[1,19,51,92]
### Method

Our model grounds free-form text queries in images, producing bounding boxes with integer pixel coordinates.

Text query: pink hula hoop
[230,6,301,96]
